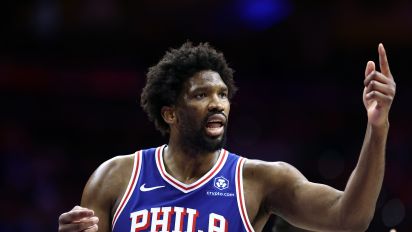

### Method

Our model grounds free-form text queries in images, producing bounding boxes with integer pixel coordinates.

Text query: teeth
[206,122,223,128]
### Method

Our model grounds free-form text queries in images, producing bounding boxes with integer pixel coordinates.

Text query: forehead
[185,70,227,92]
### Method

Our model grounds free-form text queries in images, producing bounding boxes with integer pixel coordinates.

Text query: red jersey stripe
[156,145,228,193]
[236,158,254,232]
[112,151,142,228]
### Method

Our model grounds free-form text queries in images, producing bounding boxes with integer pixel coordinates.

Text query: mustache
[202,111,227,125]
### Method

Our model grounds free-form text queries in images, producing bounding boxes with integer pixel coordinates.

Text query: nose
[208,94,225,112]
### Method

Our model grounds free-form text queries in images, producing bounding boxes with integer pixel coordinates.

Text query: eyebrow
[189,85,228,92]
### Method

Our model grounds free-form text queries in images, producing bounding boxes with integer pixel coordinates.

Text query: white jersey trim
[111,150,142,229]
[155,145,228,193]
[236,157,255,232]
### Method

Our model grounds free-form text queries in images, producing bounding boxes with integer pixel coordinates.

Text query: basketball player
[58,42,396,232]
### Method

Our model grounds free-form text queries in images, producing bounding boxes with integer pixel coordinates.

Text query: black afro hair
[140,42,237,135]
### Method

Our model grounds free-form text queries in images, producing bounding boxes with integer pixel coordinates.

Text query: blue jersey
[112,145,254,232]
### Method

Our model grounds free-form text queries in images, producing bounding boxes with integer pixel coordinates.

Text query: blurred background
[1,0,411,231]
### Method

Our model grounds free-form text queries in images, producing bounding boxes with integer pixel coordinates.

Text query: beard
[178,112,227,153]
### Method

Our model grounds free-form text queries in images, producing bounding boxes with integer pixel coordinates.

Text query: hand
[58,206,99,232]
[363,43,396,127]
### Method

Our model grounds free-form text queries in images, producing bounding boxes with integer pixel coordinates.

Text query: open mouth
[205,114,226,137]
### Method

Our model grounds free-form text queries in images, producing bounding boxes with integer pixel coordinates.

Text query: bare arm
[336,43,395,229]
[58,155,134,232]
[261,44,395,232]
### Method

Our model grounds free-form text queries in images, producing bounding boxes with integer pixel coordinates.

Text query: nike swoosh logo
[139,183,165,192]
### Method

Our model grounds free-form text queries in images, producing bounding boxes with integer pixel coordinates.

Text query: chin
[202,135,226,151]
[179,126,227,153]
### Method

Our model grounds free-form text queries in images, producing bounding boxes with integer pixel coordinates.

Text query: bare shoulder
[242,159,307,215]
[243,159,306,185]
[81,153,135,210]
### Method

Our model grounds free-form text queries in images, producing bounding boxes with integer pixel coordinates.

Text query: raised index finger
[378,43,392,78]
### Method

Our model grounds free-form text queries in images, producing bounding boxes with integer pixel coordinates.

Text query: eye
[195,93,206,99]
[219,92,228,99]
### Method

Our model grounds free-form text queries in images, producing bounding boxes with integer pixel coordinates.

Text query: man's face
[174,70,230,152]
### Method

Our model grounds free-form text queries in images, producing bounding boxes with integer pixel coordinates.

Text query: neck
[164,138,220,184]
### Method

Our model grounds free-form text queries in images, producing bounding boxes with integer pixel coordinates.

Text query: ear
[161,106,176,125]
